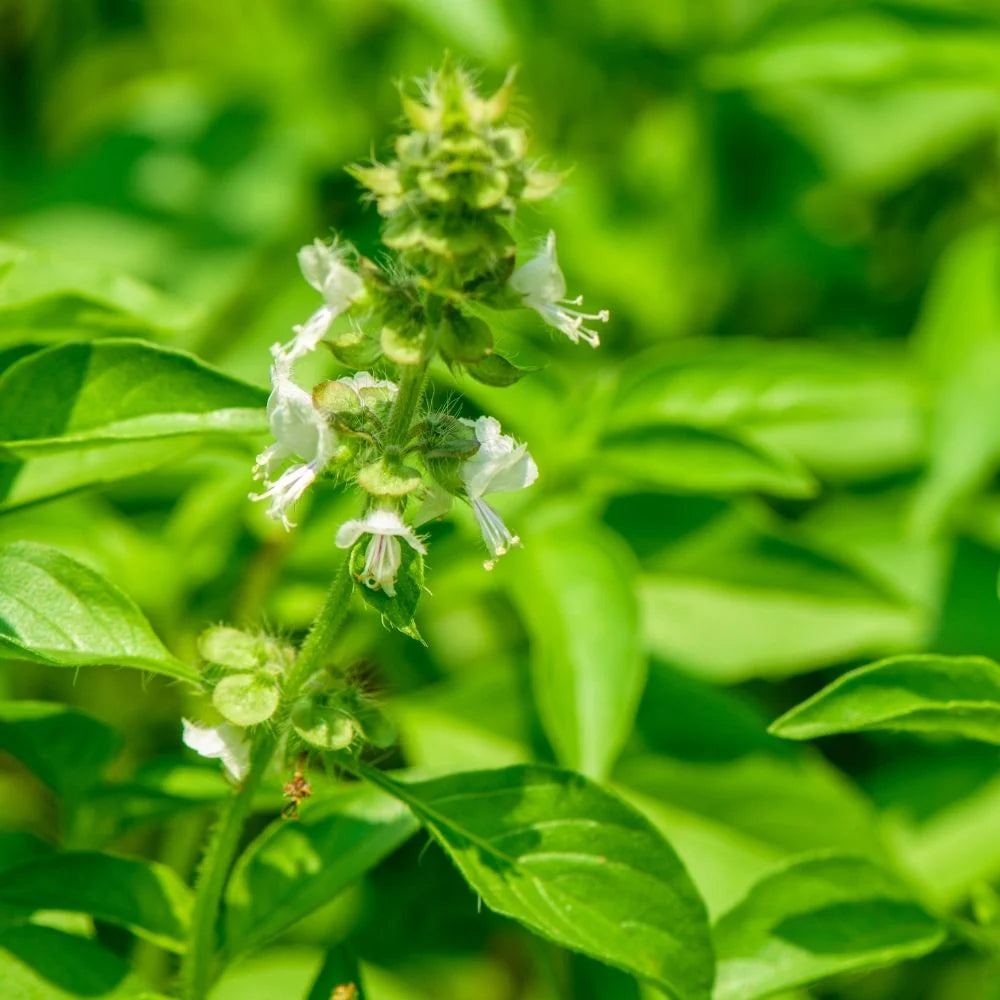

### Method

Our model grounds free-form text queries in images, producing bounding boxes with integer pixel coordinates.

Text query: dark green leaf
[306,945,365,1000]
[0,541,199,683]
[224,784,418,957]
[713,854,946,1000]
[0,339,266,458]
[0,701,121,797]
[352,543,425,640]
[464,352,538,387]
[0,851,193,951]
[771,654,1000,744]
[362,763,714,1000]
[0,924,145,999]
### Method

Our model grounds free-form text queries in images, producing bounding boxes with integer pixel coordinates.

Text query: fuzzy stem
[386,361,430,444]
[181,733,275,1000]
[285,554,354,694]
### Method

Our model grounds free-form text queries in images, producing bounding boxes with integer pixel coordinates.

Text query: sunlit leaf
[362,763,715,1000]
[0,541,199,682]
[771,654,1000,744]
[0,339,266,458]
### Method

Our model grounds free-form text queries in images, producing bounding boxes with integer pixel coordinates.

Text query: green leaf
[362,763,715,1000]
[0,701,121,797]
[464,352,538,387]
[0,541,199,683]
[0,924,146,999]
[224,784,418,958]
[0,832,54,875]
[638,515,925,682]
[610,340,921,481]
[911,224,1000,532]
[0,437,200,511]
[0,851,193,951]
[0,240,191,342]
[512,523,646,780]
[352,543,425,640]
[771,654,1000,744]
[597,425,816,498]
[0,339,267,458]
[712,854,946,1000]
[306,945,365,1000]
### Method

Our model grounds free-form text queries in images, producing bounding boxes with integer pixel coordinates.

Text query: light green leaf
[0,240,191,342]
[637,511,925,682]
[0,701,121,798]
[0,924,147,999]
[597,425,816,498]
[362,763,714,1000]
[0,339,267,458]
[512,523,646,780]
[771,654,1000,744]
[0,437,199,511]
[609,340,921,481]
[224,784,418,958]
[712,854,946,1000]
[911,224,1000,532]
[0,851,193,951]
[0,541,199,683]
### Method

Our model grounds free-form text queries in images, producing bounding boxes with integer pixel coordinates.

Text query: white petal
[335,517,368,549]
[461,416,538,499]
[182,720,250,782]
[510,231,567,305]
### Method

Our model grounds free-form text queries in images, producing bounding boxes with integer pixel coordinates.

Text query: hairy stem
[181,733,275,1000]
[285,554,354,694]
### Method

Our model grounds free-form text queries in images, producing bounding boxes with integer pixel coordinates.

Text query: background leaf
[0,851,193,951]
[0,924,146,999]
[0,541,199,682]
[0,701,121,798]
[712,854,946,1000]
[512,522,646,779]
[771,654,1000,744]
[224,783,418,958]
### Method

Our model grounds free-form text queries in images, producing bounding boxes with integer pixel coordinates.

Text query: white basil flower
[335,508,427,598]
[250,348,335,529]
[280,239,365,361]
[181,719,250,782]
[510,230,609,348]
[460,415,538,569]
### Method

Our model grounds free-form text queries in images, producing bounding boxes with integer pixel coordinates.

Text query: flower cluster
[244,65,606,613]
[185,60,608,778]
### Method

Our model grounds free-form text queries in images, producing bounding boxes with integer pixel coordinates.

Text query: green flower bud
[213,673,280,727]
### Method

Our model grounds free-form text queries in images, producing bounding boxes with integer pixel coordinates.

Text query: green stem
[181,733,275,1000]
[386,361,430,444]
[285,555,354,694]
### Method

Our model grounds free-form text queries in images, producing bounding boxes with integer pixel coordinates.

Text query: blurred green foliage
[2,0,1000,998]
